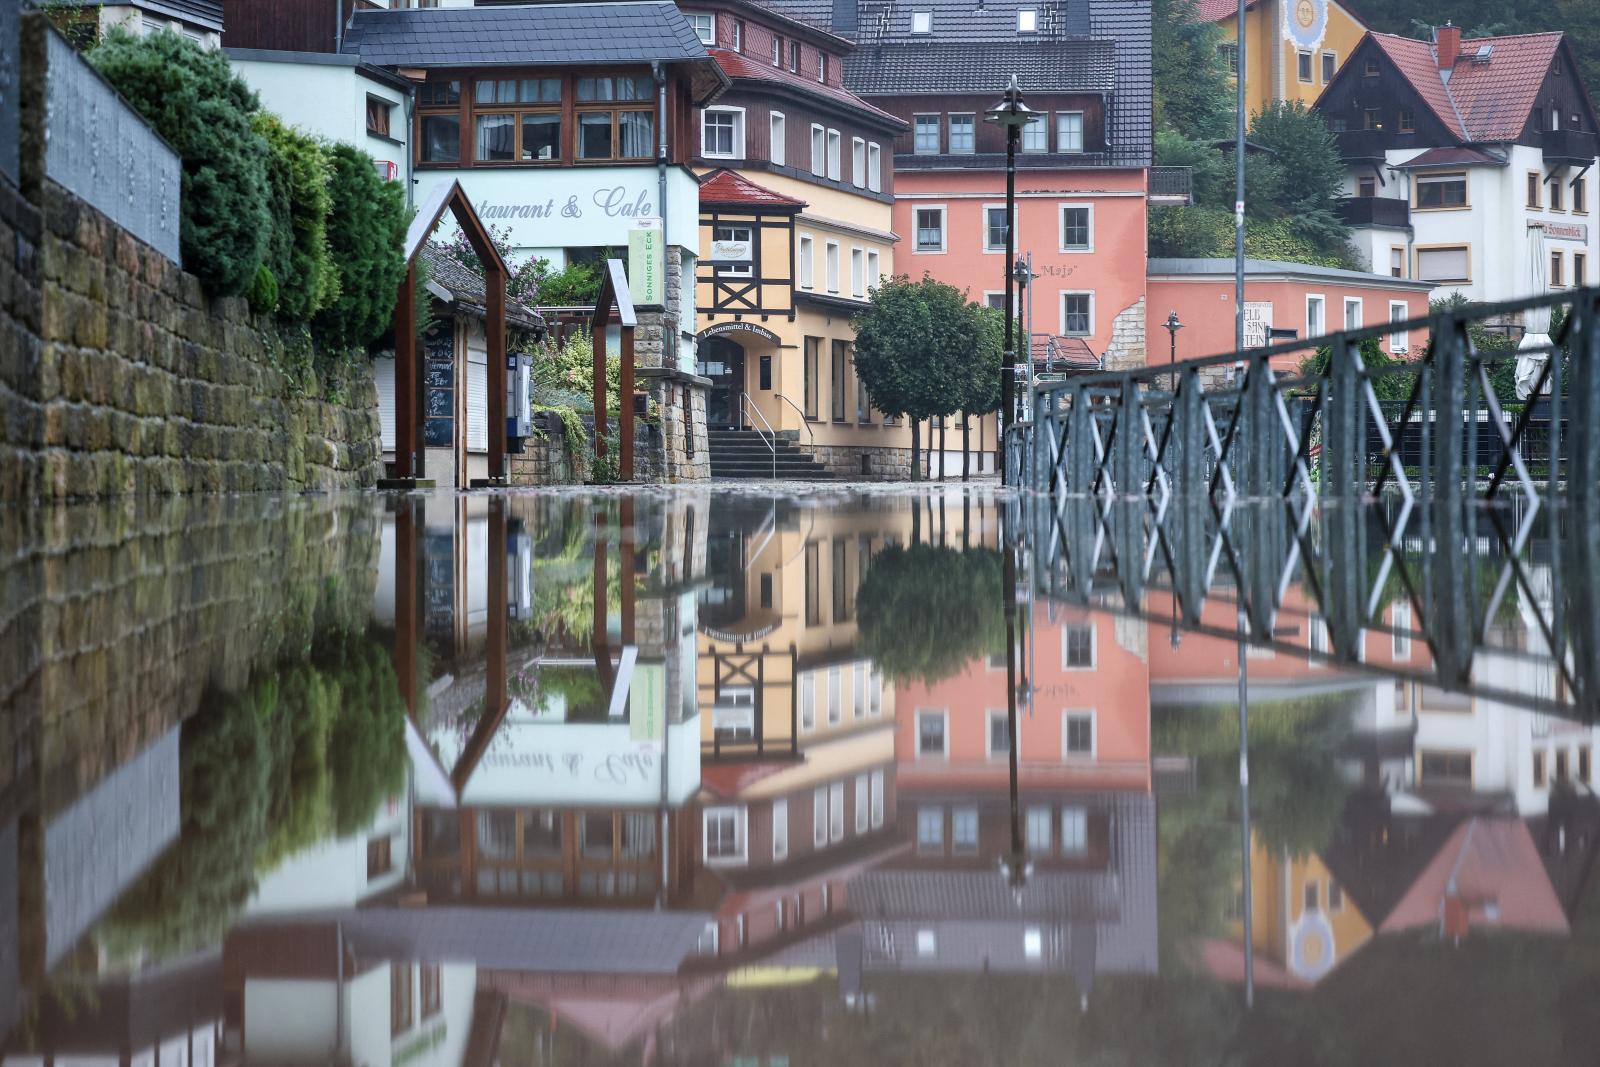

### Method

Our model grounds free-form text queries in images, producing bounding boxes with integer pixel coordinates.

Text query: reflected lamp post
[986,76,1035,484]
[1163,310,1184,369]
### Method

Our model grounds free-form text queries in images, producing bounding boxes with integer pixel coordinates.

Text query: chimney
[1437,22,1462,70]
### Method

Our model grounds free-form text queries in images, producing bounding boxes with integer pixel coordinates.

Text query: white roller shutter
[374,355,396,451]
[466,343,488,454]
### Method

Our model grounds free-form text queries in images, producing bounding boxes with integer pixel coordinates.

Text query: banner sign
[629,218,664,307]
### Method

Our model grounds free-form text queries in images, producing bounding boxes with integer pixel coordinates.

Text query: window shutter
[375,355,396,451]
[466,345,489,453]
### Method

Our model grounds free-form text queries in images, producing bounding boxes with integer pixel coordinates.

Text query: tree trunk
[939,421,947,481]
[963,413,971,482]
[911,494,922,542]
[910,419,921,482]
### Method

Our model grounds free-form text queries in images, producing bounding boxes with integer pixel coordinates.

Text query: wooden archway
[388,180,509,486]
[590,259,637,482]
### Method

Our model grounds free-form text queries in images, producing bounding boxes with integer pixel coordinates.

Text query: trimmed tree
[314,142,409,352]
[253,115,339,323]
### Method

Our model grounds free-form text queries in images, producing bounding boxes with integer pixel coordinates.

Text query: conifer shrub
[315,142,409,351]
[88,30,271,297]
[254,114,339,323]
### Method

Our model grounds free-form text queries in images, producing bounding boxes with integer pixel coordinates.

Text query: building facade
[1319,27,1600,308]
[1197,0,1367,115]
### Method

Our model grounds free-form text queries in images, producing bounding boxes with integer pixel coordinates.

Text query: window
[1022,113,1048,152]
[853,662,867,717]
[810,124,826,174]
[1062,623,1094,667]
[714,224,752,277]
[988,710,1011,757]
[772,36,782,65]
[1416,246,1470,283]
[952,807,979,854]
[580,812,615,859]
[1534,750,1547,788]
[814,787,829,847]
[855,775,870,833]
[1392,600,1412,659]
[818,53,828,83]
[1297,50,1313,83]
[803,338,821,419]
[772,798,789,860]
[366,95,393,138]
[1344,297,1363,330]
[1321,50,1336,82]
[1063,711,1095,758]
[1306,294,1325,338]
[914,206,946,252]
[1557,749,1571,781]
[914,114,940,154]
[866,249,881,291]
[1062,293,1092,335]
[851,248,865,296]
[1398,108,1415,133]
[1060,205,1091,251]
[1061,807,1088,854]
[916,929,937,956]
[790,41,799,72]
[418,79,462,163]
[1415,173,1467,209]
[1363,108,1382,131]
[1581,745,1592,783]
[1219,43,1239,75]
[1529,172,1543,209]
[826,128,841,180]
[686,12,715,44]
[917,806,944,851]
[829,781,845,842]
[574,76,654,160]
[1357,175,1377,197]
[1577,253,1587,286]
[1390,247,1405,279]
[798,234,813,289]
[367,835,393,879]
[827,665,842,722]
[1056,111,1084,153]
[917,710,948,758]
[1419,750,1473,785]
[799,671,815,732]
[1026,807,1052,852]
[945,113,975,154]
[1364,58,1380,76]
[1018,7,1037,32]
[705,807,746,862]
[1024,927,1043,960]
[770,111,786,166]
[1304,881,1320,912]
[1389,301,1410,353]
[732,19,743,50]
[392,964,414,1034]
[871,769,885,827]
[985,206,1009,251]
[911,10,932,33]
[1552,250,1565,288]
[1552,176,1565,211]
[825,240,840,292]
[867,141,882,190]
[703,108,743,158]
[1576,176,1588,213]
[420,964,441,1016]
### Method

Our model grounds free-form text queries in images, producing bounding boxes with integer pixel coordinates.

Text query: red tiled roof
[1194,0,1255,24]
[1395,146,1504,168]
[710,47,904,127]
[699,168,807,209]
[1368,30,1567,143]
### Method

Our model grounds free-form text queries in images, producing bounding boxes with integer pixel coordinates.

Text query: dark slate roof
[1088,0,1152,167]
[762,0,1092,43]
[843,38,1114,95]
[420,243,542,328]
[54,0,223,32]
[341,2,710,68]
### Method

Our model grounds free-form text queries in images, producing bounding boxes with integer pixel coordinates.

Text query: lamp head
[985,75,1035,129]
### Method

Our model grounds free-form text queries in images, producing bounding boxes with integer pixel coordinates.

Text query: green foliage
[1299,336,1419,400]
[1149,205,1354,267]
[1152,0,1234,139]
[315,142,409,352]
[254,115,338,323]
[246,263,278,315]
[88,30,272,297]
[533,256,608,307]
[857,544,1005,684]
[1249,101,1351,251]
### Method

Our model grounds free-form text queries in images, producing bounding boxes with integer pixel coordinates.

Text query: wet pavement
[3,486,1600,1065]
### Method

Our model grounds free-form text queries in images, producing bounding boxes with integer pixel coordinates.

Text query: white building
[1318,26,1600,310]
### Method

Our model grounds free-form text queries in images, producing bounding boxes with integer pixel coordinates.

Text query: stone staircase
[708,429,834,480]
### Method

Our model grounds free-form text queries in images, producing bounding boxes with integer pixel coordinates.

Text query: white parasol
[1515,221,1552,400]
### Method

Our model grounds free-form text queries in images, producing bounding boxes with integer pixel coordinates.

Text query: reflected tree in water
[857,544,1005,684]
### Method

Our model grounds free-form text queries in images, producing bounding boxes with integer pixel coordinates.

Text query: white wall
[242,980,340,1060]
[246,793,411,914]
[230,58,408,169]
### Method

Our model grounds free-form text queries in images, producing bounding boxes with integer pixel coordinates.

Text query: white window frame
[982,203,1009,253]
[810,123,826,175]
[1060,290,1094,337]
[986,709,1011,759]
[731,19,742,50]
[916,929,937,956]
[829,780,845,842]
[948,113,976,154]
[703,805,748,865]
[916,806,944,852]
[713,223,753,278]
[772,37,782,66]
[1021,113,1049,152]
[813,787,828,847]
[1056,111,1084,153]
[1389,300,1410,353]
[1321,49,1337,82]
[866,249,881,291]
[870,768,885,827]
[911,10,932,33]
[855,774,870,834]
[1058,203,1093,252]
[851,136,866,188]
[1343,296,1363,331]
[685,11,716,45]
[1025,806,1052,853]
[769,110,786,167]
[826,128,842,180]
[951,806,979,854]
[867,142,882,191]
[913,114,940,155]
[827,665,842,723]
[1061,806,1088,854]
[913,205,947,253]
[825,240,841,293]
[851,247,865,297]
[772,797,789,860]
[797,233,814,291]
[800,669,816,729]
[916,708,949,759]
[1061,622,1096,669]
[1305,293,1326,338]
[1062,709,1097,759]
[1024,927,1043,959]
[1017,7,1037,32]
[852,664,866,719]
[1392,600,1413,660]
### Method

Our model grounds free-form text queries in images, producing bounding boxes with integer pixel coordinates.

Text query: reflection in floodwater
[3,489,1600,1063]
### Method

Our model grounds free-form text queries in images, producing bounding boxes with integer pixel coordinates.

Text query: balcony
[1542,128,1600,166]
[1335,196,1411,229]
[1148,166,1193,206]
[1336,129,1389,161]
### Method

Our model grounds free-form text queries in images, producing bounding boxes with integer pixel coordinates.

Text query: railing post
[1434,318,1466,501]
[1068,384,1094,496]
[1566,291,1600,505]
[1329,335,1362,499]
[1116,378,1140,498]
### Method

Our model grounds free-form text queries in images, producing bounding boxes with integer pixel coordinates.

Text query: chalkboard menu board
[424,332,454,449]
[424,419,453,447]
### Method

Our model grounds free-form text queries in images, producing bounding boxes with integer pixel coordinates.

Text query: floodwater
[3,486,1599,1065]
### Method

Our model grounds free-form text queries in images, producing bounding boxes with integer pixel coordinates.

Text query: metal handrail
[738,392,778,480]
[771,393,815,442]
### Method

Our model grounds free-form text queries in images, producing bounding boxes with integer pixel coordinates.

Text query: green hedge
[315,142,409,351]
[254,114,339,322]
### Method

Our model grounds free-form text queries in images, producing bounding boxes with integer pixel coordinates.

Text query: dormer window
[685,12,715,45]
[818,54,827,83]
[1018,8,1037,32]
[732,20,743,51]
[911,10,932,33]
[790,41,799,72]
[772,37,782,66]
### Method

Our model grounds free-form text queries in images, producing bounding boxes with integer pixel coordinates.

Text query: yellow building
[1201,0,1368,115]
[1226,831,1373,986]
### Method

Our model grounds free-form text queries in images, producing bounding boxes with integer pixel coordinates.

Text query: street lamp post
[986,76,1035,485]
[1163,310,1184,370]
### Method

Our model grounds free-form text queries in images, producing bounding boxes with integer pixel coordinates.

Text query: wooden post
[620,326,636,482]
[620,496,636,644]
[592,327,608,467]
[487,264,507,482]
[395,263,418,479]
[393,500,419,717]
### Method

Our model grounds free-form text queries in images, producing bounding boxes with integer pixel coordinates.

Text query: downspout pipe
[653,61,672,360]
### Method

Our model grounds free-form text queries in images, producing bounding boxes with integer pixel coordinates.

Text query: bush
[1149,205,1355,269]
[315,142,409,351]
[89,30,272,297]
[254,115,338,322]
